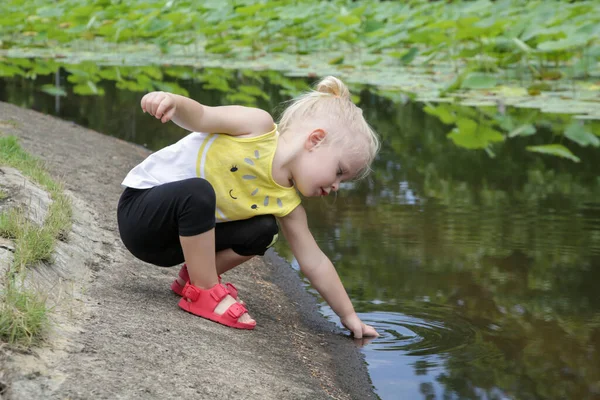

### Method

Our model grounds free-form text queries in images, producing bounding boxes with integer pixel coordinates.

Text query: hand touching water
[341,313,379,339]
[141,91,177,123]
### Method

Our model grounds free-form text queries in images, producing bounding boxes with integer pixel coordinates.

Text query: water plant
[0,0,598,161]
[0,0,597,91]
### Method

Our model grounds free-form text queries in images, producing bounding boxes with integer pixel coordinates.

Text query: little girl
[117,76,379,337]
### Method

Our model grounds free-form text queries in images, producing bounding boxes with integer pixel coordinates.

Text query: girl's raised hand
[141,91,177,123]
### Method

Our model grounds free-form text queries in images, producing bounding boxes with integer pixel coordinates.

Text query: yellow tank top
[196,125,301,222]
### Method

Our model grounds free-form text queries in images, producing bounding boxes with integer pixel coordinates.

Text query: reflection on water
[2,61,600,400]
[297,99,600,398]
[358,310,507,400]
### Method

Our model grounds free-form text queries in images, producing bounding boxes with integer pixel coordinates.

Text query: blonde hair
[278,76,380,180]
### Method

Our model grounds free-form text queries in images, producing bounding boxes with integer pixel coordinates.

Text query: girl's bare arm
[278,205,379,338]
[141,91,274,136]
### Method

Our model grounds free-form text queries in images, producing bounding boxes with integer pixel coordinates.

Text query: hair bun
[315,76,350,100]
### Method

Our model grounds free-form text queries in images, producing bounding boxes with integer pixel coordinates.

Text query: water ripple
[358,305,488,358]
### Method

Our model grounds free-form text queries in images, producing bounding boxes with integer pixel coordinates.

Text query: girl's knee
[254,215,278,238]
[232,215,279,256]
[177,178,216,234]
[181,178,215,204]
[178,178,216,214]
[252,215,279,253]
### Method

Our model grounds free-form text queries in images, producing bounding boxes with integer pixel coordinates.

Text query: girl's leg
[174,215,278,292]
[179,230,218,288]
[175,250,253,287]
[215,214,279,275]
[117,178,253,324]
[179,230,253,323]
[215,250,253,276]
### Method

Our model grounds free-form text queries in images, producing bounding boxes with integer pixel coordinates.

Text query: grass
[0,135,72,347]
[0,209,55,269]
[0,281,48,345]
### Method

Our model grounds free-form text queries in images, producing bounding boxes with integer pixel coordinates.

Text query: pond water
[1,64,600,400]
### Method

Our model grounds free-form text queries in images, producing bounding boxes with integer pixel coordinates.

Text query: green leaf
[337,15,361,26]
[461,73,497,90]
[564,122,600,147]
[86,81,99,94]
[117,80,146,92]
[423,105,456,125]
[99,68,121,81]
[484,146,496,158]
[36,6,65,17]
[363,57,382,66]
[328,55,345,65]
[205,43,231,54]
[512,37,532,53]
[526,144,580,162]
[145,19,172,34]
[0,64,25,78]
[496,115,514,132]
[31,60,59,76]
[400,47,419,65]
[508,124,536,138]
[40,84,66,97]
[226,92,257,106]
[537,36,588,52]
[73,81,104,96]
[447,118,504,149]
[350,5,368,16]
[239,85,269,100]
[235,4,266,16]
[363,20,385,34]
[8,59,33,68]
[86,15,98,30]
[70,5,97,18]
[154,82,189,96]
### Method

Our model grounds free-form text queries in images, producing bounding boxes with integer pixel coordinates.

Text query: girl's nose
[331,182,339,191]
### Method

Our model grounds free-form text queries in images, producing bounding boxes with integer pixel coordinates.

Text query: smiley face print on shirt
[228,149,286,212]
[195,129,300,222]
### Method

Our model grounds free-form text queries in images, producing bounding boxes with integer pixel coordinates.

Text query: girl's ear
[305,129,327,150]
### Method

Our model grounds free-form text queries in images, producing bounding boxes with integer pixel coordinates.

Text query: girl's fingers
[140,93,150,112]
[141,92,157,116]
[155,97,172,120]
[363,323,380,337]
[150,94,161,116]
[141,92,174,121]
[148,93,159,114]
[150,97,158,117]
[161,107,176,123]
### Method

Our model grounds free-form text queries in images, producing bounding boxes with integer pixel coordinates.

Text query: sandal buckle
[209,284,229,302]
[182,284,200,302]
[227,303,246,319]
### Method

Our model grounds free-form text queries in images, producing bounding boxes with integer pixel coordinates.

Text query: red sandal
[171,264,239,300]
[178,282,256,330]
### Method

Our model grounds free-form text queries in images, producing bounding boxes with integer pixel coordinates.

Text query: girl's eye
[337,168,343,176]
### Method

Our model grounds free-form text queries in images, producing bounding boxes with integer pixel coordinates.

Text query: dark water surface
[2,62,600,400]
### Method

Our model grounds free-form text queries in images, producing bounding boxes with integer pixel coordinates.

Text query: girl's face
[292,132,362,197]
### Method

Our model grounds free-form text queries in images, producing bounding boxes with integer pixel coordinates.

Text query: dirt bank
[0,102,376,400]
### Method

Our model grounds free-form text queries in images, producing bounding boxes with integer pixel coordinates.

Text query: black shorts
[117,178,278,267]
